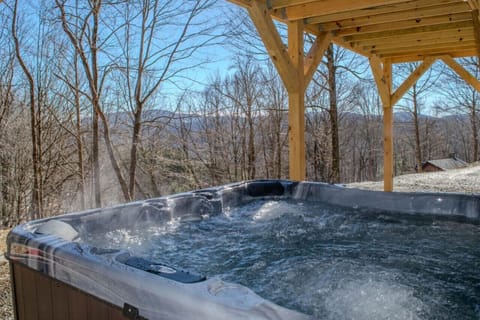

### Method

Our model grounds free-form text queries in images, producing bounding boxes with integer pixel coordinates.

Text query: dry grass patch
[0,229,13,319]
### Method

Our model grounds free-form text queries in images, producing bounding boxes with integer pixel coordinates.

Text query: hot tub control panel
[122,256,206,284]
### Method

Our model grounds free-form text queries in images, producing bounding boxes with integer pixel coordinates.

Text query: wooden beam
[380,47,477,60]
[388,50,477,63]
[283,0,413,20]
[332,37,373,58]
[391,57,436,105]
[441,55,480,92]
[288,20,306,181]
[374,42,476,56]
[369,55,391,106]
[343,21,472,42]
[322,3,470,32]
[306,0,460,24]
[467,0,479,10]
[304,32,332,84]
[334,12,472,37]
[227,0,252,8]
[471,9,480,59]
[269,0,317,10]
[359,32,475,50]
[247,0,298,92]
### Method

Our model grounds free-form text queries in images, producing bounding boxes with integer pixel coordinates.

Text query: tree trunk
[91,1,102,207]
[247,105,256,179]
[412,86,423,172]
[74,53,86,210]
[129,108,142,199]
[12,0,41,220]
[92,112,101,207]
[1,156,7,225]
[327,44,340,183]
[472,97,479,162]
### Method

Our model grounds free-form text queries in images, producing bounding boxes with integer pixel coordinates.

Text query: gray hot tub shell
[6,180,480,320]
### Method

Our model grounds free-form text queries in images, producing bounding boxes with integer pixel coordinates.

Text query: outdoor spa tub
[6,180,480,320]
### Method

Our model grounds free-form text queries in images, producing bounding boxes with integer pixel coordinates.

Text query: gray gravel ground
[348,163,480,194]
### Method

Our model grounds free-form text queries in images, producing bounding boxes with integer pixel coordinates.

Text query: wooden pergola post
[382,62,394,192]
[229,0,480,190]
[370,56,437,191]
[369,56,393,191]
[287,21,306,180]
[246,0,331,181]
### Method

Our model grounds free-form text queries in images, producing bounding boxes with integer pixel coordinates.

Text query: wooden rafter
[269,0,317,10]
[467,0,479,10]
[377,44,475,58]
[471,9,480,58]
[335,13,472,37]
[361,33,475,49]
[389,50,478,63]
[441,55,480,92]
[305,0,461,25]
[247,1,298,92]
[391,57,436,105]
[320,3,471,32]
[343,21,472,43]
[304,32,332,84]
[280,0,417,20]
[238,0,477,62]
[369,55,391,106]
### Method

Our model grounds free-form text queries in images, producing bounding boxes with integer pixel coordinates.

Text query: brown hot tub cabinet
[6,180,480,320]
[10,263,129,320]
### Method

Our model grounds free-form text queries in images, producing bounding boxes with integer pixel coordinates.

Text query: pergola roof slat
[334,12,473,37]
[280,0,417,20]
[369,36,475,51]
[355,28,474,47]
[254,0,479,61]
[343,21,472,42]
[319,3,471,32]
[305,0,460,24]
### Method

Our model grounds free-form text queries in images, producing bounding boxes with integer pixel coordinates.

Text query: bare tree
[307,44,367,183]
[55,0,133,205]
[10,0,43,219]
[348,83,383,182]
[326,44,340,183]
[113,0,219,199]
[437,57,480,162]
[396,62,441,171]
[0,23,16,224]
[258,64,288,179]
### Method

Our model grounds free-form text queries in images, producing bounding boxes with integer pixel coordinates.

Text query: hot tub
[6,180,480,320]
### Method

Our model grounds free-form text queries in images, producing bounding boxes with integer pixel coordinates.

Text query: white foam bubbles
[324,277,427,320]
[253,201,304,221]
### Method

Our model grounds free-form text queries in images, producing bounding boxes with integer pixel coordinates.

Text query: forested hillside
[0,1,478,226]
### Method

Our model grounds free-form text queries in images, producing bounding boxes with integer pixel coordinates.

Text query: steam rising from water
[81,200,480,320]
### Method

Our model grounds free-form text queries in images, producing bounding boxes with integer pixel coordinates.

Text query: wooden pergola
[227,0,480,191]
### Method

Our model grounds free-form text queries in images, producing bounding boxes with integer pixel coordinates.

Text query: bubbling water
[82,200,480,320]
